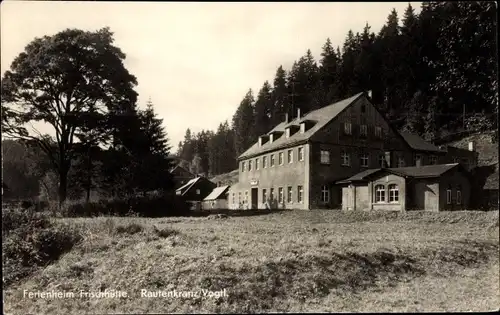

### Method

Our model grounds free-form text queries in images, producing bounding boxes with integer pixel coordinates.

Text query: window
[279,152,284,165]
[248,160,252,171]
[321,185,330,203]
[398,156,405,168]
[263,156,268,168]
[245,191,248,204]
[278,187,284,203]
[256,158,260,170]
[196,189,200,195]
[429,155,437,165]
[321,150,330,164]
[232,193,235,204]
[238,192,241,204]
[298,147,304,161]
[375,185,385,203]
[297,186,303,203]
[341,151,350,166]
[375,126,382,138]
[287,186,292,203]
[344,122,352,135]
[446,187,452,205]
[288,149,293,163]
[379,154,386,167]
[360,125,367,137]
[414,154,422,166]
[457,187,462,205]
[270,188,275,201]
[388,184,399,203]
[241,161,246,172]
[262,189,267,202]
[360,153,369,167]
[271,154,275,167]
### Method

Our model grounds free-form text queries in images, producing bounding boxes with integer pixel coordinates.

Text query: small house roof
[400,132,445,153]
[203,185,230,201]
[337,163,463,184]
[176,177,201,196]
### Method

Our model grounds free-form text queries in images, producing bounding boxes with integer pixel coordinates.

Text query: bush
[2,208,51,236]
[115,223,144,235]
[2,209,82,287]
[65,195,192,217]
[153,226,179,238]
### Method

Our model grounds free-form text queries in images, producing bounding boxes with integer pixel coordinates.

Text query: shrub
[153,226,179,238]
[64,194,192,217]
[2,208,51,236]
[115,223,144,235]
[2,209,82,287]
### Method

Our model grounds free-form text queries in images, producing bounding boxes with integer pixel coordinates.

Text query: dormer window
[258,135,269,147]
[268,131,284,143]
[300,120,315,133]
[285,125,300,138]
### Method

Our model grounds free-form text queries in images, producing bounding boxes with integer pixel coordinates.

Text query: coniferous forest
[1,2,497,207]
[178,2,497,177]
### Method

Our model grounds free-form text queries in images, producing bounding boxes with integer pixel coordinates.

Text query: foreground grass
[3,210,499,314]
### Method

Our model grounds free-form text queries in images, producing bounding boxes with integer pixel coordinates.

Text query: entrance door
[251,188,258,209]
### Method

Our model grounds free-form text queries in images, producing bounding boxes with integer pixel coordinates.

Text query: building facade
[228,92,478,210]
[337,164,471,211]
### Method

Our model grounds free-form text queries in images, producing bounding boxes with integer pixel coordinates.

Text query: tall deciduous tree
[1,27,138,204]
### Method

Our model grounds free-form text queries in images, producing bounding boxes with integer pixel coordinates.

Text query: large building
[228,92,478,210]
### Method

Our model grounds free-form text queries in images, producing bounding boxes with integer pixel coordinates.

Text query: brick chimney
[297,108,301,120]
[285,113,289,124]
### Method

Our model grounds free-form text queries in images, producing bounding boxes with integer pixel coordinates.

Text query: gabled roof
[337,163,463,184]
[176,177,201,196]
[400,132,445,153]
[389,163,461,178]
[203,185,230,201]
[239,92,365,159]
[170,165,195,176]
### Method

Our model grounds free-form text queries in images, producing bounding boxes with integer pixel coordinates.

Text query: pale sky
[1,1,421,151]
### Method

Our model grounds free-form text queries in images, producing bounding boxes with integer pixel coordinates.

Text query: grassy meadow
[3,210,499,314]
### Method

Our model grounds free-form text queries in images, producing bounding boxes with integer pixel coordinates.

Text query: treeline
[178,2,497,177]
[2,28,175,204]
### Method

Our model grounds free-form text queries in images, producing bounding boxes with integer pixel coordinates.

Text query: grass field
[3,210,499,314]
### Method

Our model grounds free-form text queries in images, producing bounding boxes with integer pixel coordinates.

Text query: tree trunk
[85,147,92,204]
[58,167,68,206]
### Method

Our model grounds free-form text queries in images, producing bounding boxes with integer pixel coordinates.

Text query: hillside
[210,169,239,186]
[445,130,498,168]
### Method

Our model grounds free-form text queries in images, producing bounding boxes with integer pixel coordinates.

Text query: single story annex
[336,163,471,211]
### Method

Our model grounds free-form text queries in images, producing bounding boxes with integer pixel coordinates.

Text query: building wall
[341,185,370,211]
[182,179,216,202]
[438,169,471,210]
[442,146,479,171]
[407,179,440,211]
[232,143,309,209]
[202,199,228,210]
[309,96,410,209]
[370,173,406,211]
